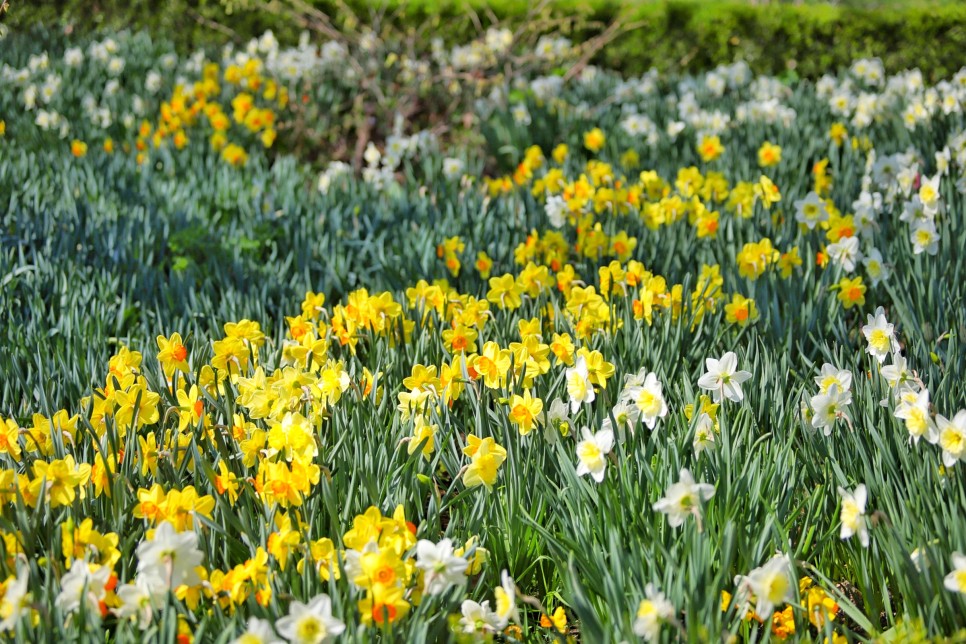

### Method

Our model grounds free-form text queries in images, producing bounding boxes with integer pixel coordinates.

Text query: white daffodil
[136,521,204,588]
[734,553,795,619]
[894,388,938,445]
[936,410,966,467]
[415,539,469,595]
[837,484,870,547]
[566,356,596,414]
[693,413,717,455]
[944,553,966,594]
[0,567,31,632]
[861,306,897,363]
[653,468,715,529]
[697,351,752,403]
[810,384,852,435]
[575,427,614,483]
[231,617,282,644]
[794,191,829,229]
[632,584,675,641]
[628,372,668,430]
[56,561,112,615]
[826,236,862,272]
[493,570,519,628]
[275,594,345,644]
[815,363,853,395]
[459,600,501,635]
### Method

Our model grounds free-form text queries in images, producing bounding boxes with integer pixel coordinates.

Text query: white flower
[415,538,468,595]
[810,384,852,435]
[628,372,668,430]
[493,570,518,627]
[459,600,501,634]
[900,196,931,226]
[114,576,167,629]
[944,553,966,594]
[826,236,862,272]
[0,567,30,631]
[794,192,829,229]
[862,247,891,287]
[56,561,111,615]
[918,173,942,214]
[363,142,381,167]
[135,521,204,588]
[838,484,869,547]
[575,427,614,483]
[815,364,852,395]
[880,353,914,392]
[107,56,126,76]
[232,617,282,644]
[542,398,571,443]
[275,594,345,644]
[511,103,531,126]
[632,584,675,641]
[565,356,596,414]
[861,306,897,363]
[653,468,715,529]
[442,157,464,181]
[894,389,938,445]
[734,554,795,619]
[697,351,752,403]
[545,194,567,228]
[145,70,163,94]
[601,400,640,442]
[64,47,84,67]
[343,541,378,589]
[910,220,939,255]
[666,121,686,139]
[936,410,966,467]
[692,413,716,455]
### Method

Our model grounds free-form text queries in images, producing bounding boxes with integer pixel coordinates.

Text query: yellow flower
[221,143,248,166]
[507,390,543,436]
[697,134,723,162]
[771,605,795,639]
[778,247,802,279]
[176,384,206,431]
[755,175,781,208]
[70,140,88,157]
[736,239,779,280]
[469,341,512,390]
[214,460,240,504]
[0,418,22,461]
[486,273,524,310]
[29,455,91,508]
[829,122,848,146]
[835,276,866,309]
[540,606,567,633]
[724,294,759,326]
[552,143,568,164]
[157,332,189,376]
[757,141,782,167]
[360,582,410,625]
[462,436,507,489]
[583,128,606,153]
[408,417,437,459]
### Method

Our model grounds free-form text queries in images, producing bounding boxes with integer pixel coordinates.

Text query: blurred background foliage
[7,0,966,81]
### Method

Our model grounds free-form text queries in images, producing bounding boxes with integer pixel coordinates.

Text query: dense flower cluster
[1,24,965,643]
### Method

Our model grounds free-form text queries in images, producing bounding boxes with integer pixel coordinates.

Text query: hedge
[6,0,966,79]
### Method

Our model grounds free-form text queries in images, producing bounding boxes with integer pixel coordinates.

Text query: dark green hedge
[6,0,966,79]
